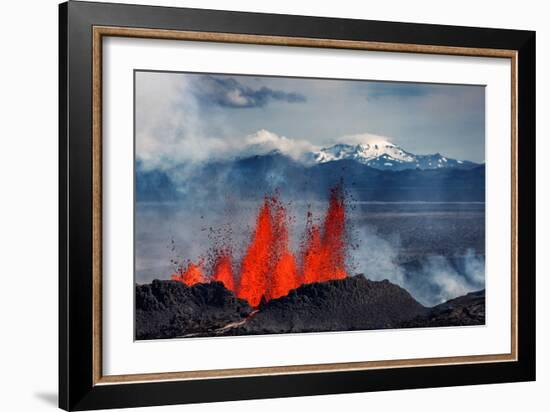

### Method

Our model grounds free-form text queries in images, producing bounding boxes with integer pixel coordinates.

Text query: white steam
[353,226,485,307]
[135,73,317,170]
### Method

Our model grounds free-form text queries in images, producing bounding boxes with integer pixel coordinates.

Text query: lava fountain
[171,262,204,286]
[170,185,348,307]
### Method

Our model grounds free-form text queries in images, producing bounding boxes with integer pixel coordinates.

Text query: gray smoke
[352,225,484,307]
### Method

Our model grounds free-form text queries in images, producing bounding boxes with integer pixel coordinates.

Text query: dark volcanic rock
[223,276,428,336]
[135,280,253,340]
[135,278,485,339]
[400,289,485,328]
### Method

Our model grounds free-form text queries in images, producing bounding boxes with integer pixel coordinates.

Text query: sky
[135,70,485,169]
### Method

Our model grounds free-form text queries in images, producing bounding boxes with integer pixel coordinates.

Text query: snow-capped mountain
[312,141,479,171]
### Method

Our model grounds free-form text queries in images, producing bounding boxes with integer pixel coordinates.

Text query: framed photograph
[59,1,536,410]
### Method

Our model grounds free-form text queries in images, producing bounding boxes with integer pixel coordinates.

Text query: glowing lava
[238,199,273,306]
[170,186,348,307]
[171,262,204,286]
[212,252,235,291]
[302,186,347,284]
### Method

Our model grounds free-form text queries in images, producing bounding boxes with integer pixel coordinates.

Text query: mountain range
[310,141,479,171]
[137,141,485,202]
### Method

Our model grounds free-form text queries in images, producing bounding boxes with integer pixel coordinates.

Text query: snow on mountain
[218,130,478,171]
[314,141,413,163]
[312,141,478,171]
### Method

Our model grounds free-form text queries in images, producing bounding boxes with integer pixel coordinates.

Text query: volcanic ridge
[135,277,485,340]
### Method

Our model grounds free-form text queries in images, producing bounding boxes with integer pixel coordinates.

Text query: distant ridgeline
[136,142,485,203]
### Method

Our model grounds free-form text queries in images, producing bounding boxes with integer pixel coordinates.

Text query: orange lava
[302,186,347,283]
[171,262,204,286]
[170,186,347,307]
[238,199,273,307]
[212,253,235,291]
[268,200,299,300]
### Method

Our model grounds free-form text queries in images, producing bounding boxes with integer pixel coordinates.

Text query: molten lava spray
[302,221,324,284]
[238,199,273,306]
[170,185,347,307]
[267,199,299,301]
[171,262,204,286]
[271,252,299,300]
[302,186,347,283]
[235,197,300,306]
[212,252,234,291]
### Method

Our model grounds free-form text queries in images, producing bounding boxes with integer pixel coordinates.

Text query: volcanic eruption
[170,185,348,307]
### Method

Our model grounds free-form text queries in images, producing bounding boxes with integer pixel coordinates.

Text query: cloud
[242,129,318,160]
[194,75,306,108]
[366,83,436,100]
[135,72,234,170]
[135,72,310,170]
[335,132,395,146]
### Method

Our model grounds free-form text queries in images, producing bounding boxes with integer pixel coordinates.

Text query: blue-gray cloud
[366,83,436,100]
[194,75,306,108]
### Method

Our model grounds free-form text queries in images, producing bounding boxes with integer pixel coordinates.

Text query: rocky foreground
[400,289,485,328]
[135,277,485,340]
[135,280,253,340]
